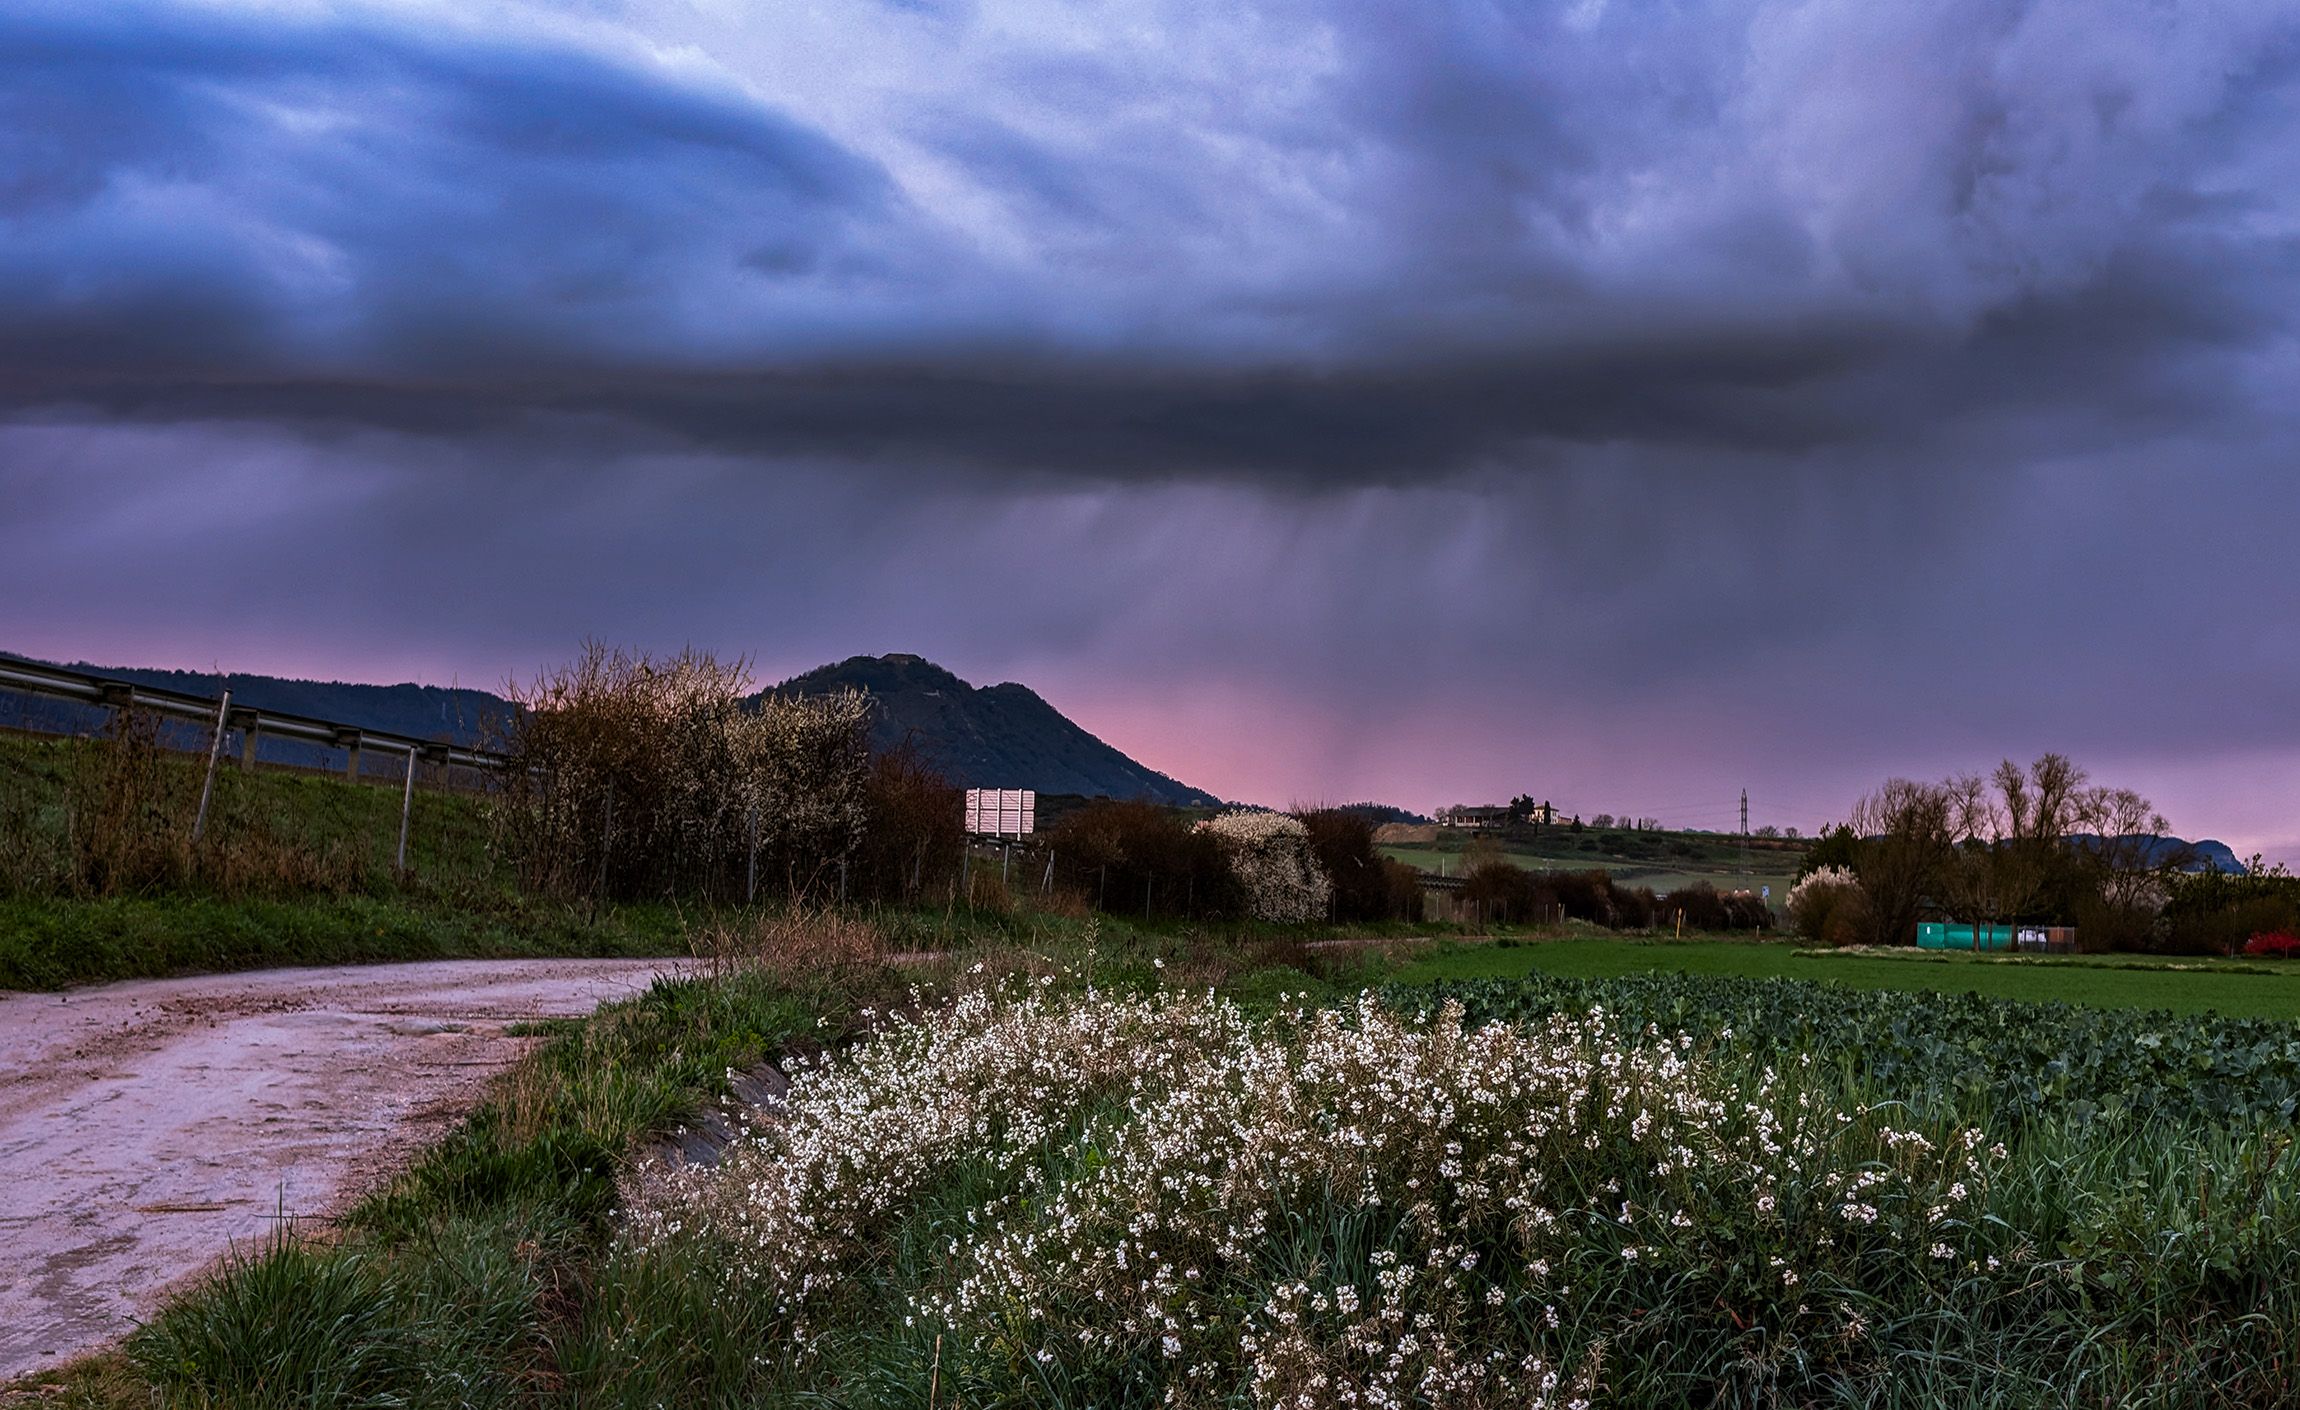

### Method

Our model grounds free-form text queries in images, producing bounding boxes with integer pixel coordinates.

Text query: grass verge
[86,960,896,1409]
[0,894,687,992]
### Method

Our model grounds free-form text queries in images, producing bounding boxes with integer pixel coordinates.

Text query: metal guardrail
[0,657,508,771]
[0,656,513,872]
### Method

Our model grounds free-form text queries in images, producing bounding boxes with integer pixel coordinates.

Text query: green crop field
[1390,935,2300,1020]
[77,931,2300,1410]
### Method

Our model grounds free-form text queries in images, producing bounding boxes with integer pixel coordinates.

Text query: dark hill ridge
[3,649,1221,807]
[2066,833,2248,875]
[0,654,507,765]
[771,654,1221,806]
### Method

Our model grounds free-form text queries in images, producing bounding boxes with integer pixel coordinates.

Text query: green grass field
[0,730,710,989]
[1377,823,1805,902]
[1390,935,2300,1020]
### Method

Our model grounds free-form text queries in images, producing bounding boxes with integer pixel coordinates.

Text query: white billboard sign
[965,787,1036,837]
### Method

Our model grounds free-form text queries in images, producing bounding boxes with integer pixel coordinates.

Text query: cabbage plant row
[1386,972,2300,1128]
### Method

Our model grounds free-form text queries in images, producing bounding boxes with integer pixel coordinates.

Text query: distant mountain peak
[773,655,1218,806]
[7,647,1221,809]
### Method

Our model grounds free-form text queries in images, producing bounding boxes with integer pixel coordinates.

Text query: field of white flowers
[124,940,2300,1410]
[591,972,2300,1408]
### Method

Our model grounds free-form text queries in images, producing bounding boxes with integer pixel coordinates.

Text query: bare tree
[1849,778,1958,946]
[2075,784,2179,911]
[1968,754,2089,931]
[1937,772,2005,940]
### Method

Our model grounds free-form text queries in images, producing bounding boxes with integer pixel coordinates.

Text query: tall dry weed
[66,708,193,894]
[685,908,890,983]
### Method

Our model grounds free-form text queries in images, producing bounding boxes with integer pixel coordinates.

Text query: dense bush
[1044,799,1240,918]
[2161,867,2300,955]
[1449,863,1760,932]
[845,741,964,905]
[494,644,872,904]
[2245,931,2300,959]
[1295,808,1423,922]
[2074,895,2164,953]
[1548,868,1612,923]
[1457,859,1546,924]
[1786,865,1868,945]
[1660,882,1772,931]
[1549,868,1664,929]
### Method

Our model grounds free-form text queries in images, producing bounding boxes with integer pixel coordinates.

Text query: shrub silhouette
[1045,799,1239,918]
[495,643,871,904]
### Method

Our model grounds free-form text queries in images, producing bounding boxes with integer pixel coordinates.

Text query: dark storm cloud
[7,0,2300,857]
[3,0,2295,484]
[0,3,901,377]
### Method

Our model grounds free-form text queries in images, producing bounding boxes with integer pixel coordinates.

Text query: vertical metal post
[192,691,231,845]
[396,747,416,874]
[1042,850,1055,897]
[239,715,259,772]
[1001,843,1010,886]
[345,739,361,782]
[595,787,614,908]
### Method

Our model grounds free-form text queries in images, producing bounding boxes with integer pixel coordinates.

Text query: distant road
[0,957,690,1383]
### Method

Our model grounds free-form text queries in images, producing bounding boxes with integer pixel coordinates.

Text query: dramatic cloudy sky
[4,0,2298,853]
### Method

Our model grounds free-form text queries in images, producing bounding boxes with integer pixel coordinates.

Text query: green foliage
[1386,970,2300,1127]
[1392,935,2300,1021]
[131,1237,421,1409]
[0,893,682,991]
[1796,822,1861,880]
[568,982,2300,1409]
[129,1216,563,1410]
[82,938,2300,1410]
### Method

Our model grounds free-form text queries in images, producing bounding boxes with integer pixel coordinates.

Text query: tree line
[1788,754,2297,953]
[494,644,1430,924]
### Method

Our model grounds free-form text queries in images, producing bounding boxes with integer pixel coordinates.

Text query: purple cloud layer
[3,0,2298,855]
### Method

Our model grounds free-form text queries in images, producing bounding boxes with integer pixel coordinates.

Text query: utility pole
[1740,788,1751,896]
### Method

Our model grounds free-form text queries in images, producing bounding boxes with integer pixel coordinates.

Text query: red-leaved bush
[2243,931,2300,958]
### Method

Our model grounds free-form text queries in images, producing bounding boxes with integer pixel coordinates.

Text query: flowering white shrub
[1786,865,1868,945]
[621,976,1250,1335]
[1197,810,1333,922]
[629,985,2003,1405]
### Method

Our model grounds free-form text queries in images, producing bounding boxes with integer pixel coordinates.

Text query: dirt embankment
[0,957,689,1384]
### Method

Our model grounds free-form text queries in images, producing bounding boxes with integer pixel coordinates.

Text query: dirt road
[0,957,691,1383]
